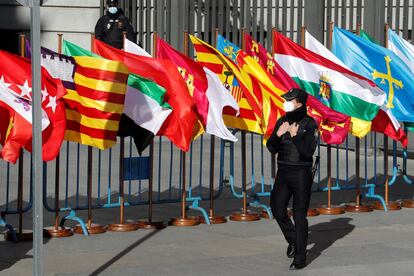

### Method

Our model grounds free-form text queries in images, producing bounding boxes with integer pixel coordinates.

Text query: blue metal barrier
[316,134,386,209]
[1,130,413,231]
[388,130,413,186]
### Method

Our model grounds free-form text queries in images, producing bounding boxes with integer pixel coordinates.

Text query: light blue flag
[215,34,243,89]
[387,29,414,78]
[216,34,240,63]
[332,26,414,122]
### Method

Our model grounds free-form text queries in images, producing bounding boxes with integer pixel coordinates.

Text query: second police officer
[95,0,136,49]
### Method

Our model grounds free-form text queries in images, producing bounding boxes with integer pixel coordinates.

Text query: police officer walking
[95,0,136,49]
[266,88,318,270]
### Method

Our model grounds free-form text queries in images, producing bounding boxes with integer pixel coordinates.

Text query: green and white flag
[273,31,386,137]
[125,73,172,135]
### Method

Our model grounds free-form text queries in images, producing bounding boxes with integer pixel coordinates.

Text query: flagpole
[73,34,107,234]
[135,31,166,230]
[44,34,72,237]
[135,140,165,229]
[30,1,44,274]
[5,34,34,241]
[345,24,374,213]
[373,23,401,211]
[74,145,107,234]
[108,32,139,231]
[344,136,373,212]
[196,29,227,225]
[169,30,200,227]
[17,33,29,240]
[230,27,260,222]
[298,25,320,217]
[317,21,344,215]
[261,27,278,220]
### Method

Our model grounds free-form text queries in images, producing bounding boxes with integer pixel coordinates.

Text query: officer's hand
[289,123,299,137]
[277,122,290,137]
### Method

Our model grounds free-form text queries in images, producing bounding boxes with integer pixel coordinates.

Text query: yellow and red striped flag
[190,35,263,135]
[62,41,129,149]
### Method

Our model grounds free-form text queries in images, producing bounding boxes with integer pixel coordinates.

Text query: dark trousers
[270,166,313,263]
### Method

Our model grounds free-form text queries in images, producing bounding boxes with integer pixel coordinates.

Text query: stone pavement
[1,138,414,275]
[2,188,414,276]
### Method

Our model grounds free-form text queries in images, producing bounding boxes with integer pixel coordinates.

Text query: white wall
[0,1,101,51]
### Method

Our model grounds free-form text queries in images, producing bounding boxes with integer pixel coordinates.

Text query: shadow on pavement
[0,237,50,272]
[306,217,355,265]
[89,229,162,276]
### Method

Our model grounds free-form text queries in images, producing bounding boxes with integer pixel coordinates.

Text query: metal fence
[1,0,414,235]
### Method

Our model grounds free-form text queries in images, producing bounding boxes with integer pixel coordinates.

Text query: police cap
[281,88,308,104]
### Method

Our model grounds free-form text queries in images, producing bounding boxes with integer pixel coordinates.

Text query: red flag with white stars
[0,50,66,162]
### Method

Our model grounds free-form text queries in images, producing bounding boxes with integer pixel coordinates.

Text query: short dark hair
[106,0,119,5]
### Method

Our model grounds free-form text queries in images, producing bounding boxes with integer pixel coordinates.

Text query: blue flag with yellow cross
[332,26,414,122]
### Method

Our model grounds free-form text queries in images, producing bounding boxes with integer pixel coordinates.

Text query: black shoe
[289,261,306,270]
[286,243,295,258]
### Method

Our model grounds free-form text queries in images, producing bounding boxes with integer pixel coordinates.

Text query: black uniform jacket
[95,9,136,49]
[266,115,318,168]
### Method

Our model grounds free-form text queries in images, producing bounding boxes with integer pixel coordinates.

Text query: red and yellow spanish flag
[246,33,351,145]
[215,34,285,140]
[63,56,129,149]
[235,50,286,139]
[190,35,263,134]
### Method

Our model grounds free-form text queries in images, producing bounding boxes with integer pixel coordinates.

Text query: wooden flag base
[169,216,200,227]
[43,226,73,238]
[373,201,401,211]
[107,221,139,232]
[401,199,414,208]
[73,223,107,235]
[344,203,373,213]
[135,220,166,230]
[317,205,345,215]
[4,229,33,242]
[229,210,260,222]
[198,215,227,224]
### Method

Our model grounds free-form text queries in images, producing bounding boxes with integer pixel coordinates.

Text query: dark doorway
[0,29,21,54]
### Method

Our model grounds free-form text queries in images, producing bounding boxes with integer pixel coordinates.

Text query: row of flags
[274,28,410,147]
[0,25,412,164]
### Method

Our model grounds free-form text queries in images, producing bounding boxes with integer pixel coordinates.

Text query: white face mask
[283,101,295,112]
[108,7,118,14]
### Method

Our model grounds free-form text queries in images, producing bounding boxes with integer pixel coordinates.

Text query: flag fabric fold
[244,33,350,144]
[273,30,386,138]
[190,35,263,135]
[306,29,407,146]
[156,37,238,142]
[93,38,197,151]
[0,50,66,163]
[60,41,129,149]
[217,35,286,139]
[124,73,172,135]
[0,105,33,163]
[63,41,173,154]
[124,38,152,57]
[245,33,299,90]
[333,27,414,122]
